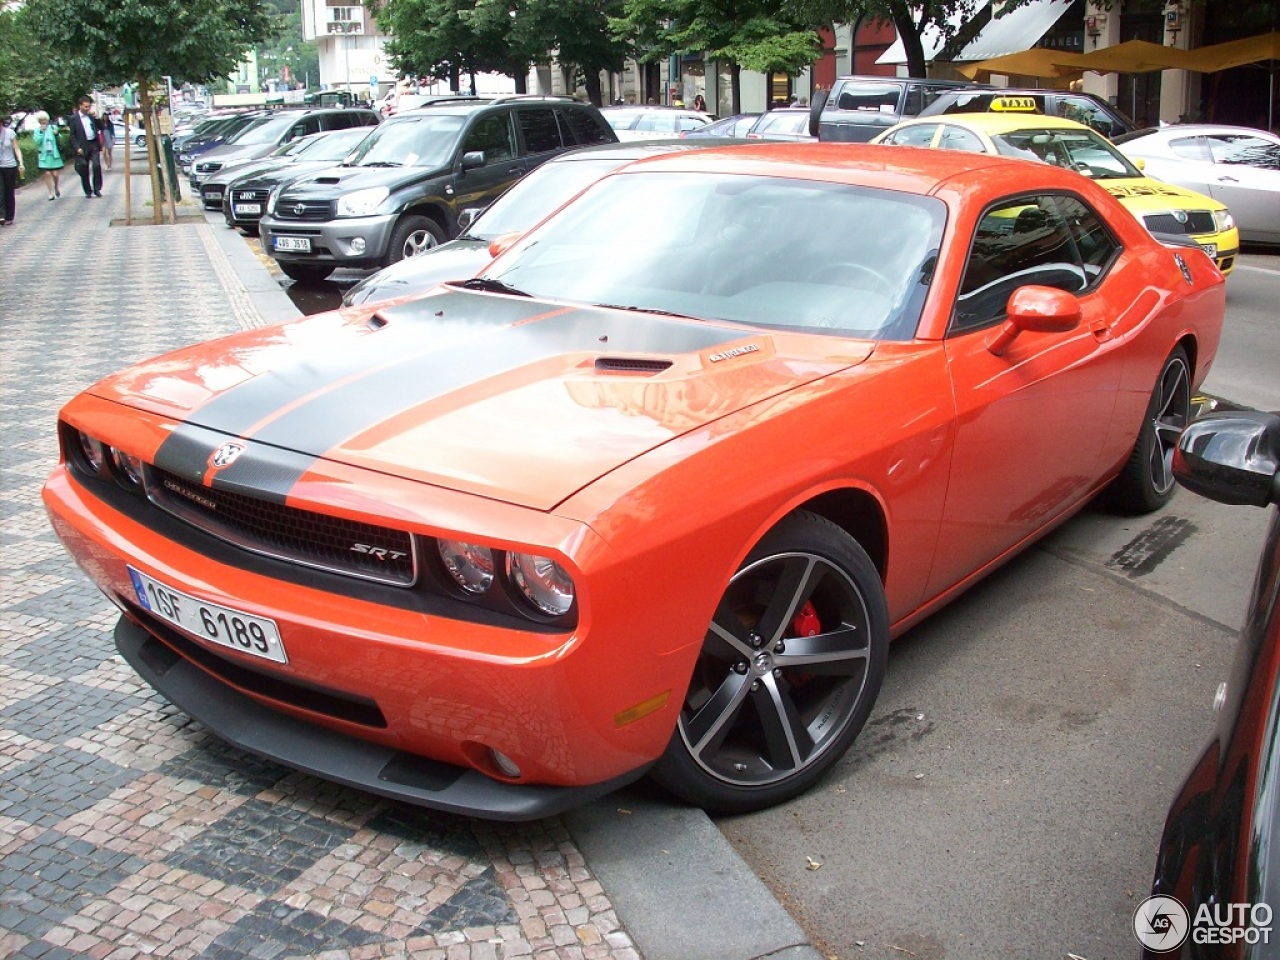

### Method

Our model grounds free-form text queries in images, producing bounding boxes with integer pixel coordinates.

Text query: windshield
[482,171,944,340]
[297,127,371,161]
[468,157,629,241]
[347,115,465,168]
[991,127,1142,179]
[227,114,298,146]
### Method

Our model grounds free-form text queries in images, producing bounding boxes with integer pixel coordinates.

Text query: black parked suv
[810,75,984,142]
[259,96,618,285]
[917,88,1136,139]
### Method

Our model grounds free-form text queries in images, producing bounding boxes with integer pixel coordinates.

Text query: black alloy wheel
[1112,345,1192,513]
[652,511,888,813]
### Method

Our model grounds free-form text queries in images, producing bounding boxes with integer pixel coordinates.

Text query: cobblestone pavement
[0,167,643,960]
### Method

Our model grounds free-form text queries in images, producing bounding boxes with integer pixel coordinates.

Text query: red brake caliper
[790,600,821,638]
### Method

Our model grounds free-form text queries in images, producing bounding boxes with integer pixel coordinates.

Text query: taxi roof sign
[990,96,1040,112]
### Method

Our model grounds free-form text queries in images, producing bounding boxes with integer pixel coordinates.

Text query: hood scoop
[594,356,673,375]
[315,176,342,184]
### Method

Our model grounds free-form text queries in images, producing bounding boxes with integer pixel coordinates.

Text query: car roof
[894,112,1094,135]
[605,141,1022,195]
[552,137,745,163]
[1130,124,1279,140]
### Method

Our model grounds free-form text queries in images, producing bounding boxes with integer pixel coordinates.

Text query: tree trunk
[137,81,163,224]
[891,7,929,78]
[582,68,603,106]
[731,62,742,115]
[513,68,528,94]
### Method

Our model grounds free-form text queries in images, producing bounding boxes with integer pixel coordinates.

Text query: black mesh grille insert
[276,199,334,221]
[1143,212,1216,235]
[149,467,417,586]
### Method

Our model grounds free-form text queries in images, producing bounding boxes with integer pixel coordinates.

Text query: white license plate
[274,236,312,253]
[128,567,287,663]
[234,203,261,215]
[205,190,223,201]
[1199,242,1217,259]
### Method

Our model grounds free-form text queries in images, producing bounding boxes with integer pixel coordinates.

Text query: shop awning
[1071,39,1196,73]
[876,0,1071,65]
[1184,32,1280,72]
[958,48,1086,79]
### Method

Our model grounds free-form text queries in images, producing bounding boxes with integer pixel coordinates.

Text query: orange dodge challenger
[44,144,1226,819]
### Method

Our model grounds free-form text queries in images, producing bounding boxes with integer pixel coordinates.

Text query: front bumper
[114,615,649,819]
[260,212,399,269]
[42,454,684,818]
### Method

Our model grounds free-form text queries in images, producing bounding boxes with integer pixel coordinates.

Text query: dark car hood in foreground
[276,163,443,201]
[89,289,873,510]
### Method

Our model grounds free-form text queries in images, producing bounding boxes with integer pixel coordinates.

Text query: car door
[927,193,1126,596]
[450,111,523,215]
[514,106,565,174]
[1202,135,1280,243]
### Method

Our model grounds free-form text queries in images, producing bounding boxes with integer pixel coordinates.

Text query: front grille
[233,188,270,203]
[276,199,335,221]
[1143,211,1217,235]
[196,161,223,174]
[147,467,418,586]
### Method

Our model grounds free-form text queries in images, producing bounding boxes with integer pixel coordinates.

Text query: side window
[1054,195,1121,280]
[1170,137,1210,161]
[461,112,516,163]
[1058,96,1115,136]
[883,123,938,147]
[560,108,614,145]
[324,113,354,131]
[938,125,985,152]
[835,83,900,113]
[952,196,1087,334]
[517,108,563,155]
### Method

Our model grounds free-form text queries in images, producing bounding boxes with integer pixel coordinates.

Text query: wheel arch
[401,201,450,239]
[1176,331,1198,386]
[789,486,889,583]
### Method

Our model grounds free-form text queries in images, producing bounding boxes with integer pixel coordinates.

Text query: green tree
[26,0,274,220]
[493,0,632,106]
[613,0,821,112]
[0,4,96,120]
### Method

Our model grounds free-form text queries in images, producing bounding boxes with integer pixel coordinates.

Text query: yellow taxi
[872,105,1239,274]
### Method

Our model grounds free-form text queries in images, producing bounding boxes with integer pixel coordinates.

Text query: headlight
[266,188,280,215]
[1213,208,1235,232]
[112,448,145,486]
[78,431,107,474]
[337,186,390,217]
[507,553,575,616]
[438,539,495,594]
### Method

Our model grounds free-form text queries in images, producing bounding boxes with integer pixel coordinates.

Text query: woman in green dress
[32,111,63,200]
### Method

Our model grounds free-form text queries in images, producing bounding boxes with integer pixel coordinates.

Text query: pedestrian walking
[32,111,63,200]
[69,96,103,198]
[0,114,24,226]
[99,109,116,171]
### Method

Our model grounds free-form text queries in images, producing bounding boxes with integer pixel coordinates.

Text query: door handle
[1216,175,1239,183]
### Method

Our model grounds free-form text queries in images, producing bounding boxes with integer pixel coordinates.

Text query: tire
[278,262,333,285]
[1110,345,1192,513]
[384,215,444,267]
[651,510,889,813]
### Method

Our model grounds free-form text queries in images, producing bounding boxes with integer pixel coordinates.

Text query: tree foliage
[613,0,821,111]
[0,4,96,118]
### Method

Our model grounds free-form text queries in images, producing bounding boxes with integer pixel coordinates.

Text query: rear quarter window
[835,83,901,113]
[560,108,616,146]
[517,108,564,155]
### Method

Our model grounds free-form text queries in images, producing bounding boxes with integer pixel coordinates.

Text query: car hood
[233,159,347,191]
[211,156,290,188]
[200,142,274,164]
[345,239,490,305]
[278,164,438,201]
[1102,176,1224,212]
[88,290,874,511]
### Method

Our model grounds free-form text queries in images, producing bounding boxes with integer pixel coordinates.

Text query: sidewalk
[0,162,824,960]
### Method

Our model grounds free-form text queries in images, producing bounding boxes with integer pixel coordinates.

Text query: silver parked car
[1116,124,1280,244]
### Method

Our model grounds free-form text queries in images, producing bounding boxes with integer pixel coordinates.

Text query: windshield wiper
[595,303,703,322]
[360,161,402,167]
[457,277,530,296]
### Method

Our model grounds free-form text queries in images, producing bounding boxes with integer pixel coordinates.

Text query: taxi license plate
[1199,242,1217,259]
[205,190,223,201]
[128,567,287,663]
[274,236,312,253]
[234,203,262,215]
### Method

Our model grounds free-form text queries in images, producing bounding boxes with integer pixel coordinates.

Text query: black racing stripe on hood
[243,304,746,457]
[152,423,313,504]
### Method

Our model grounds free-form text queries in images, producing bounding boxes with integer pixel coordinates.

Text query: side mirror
[1173,411,1280,508]
[987,285,1081,356]
[461,150,486,171]
[487,231,522,259]
[457,206,485,231]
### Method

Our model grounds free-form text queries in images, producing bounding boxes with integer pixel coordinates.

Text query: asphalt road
[717,249,1280,960]
[265,221,1278,960]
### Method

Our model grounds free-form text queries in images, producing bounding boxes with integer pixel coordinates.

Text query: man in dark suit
[68,96,103,198]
